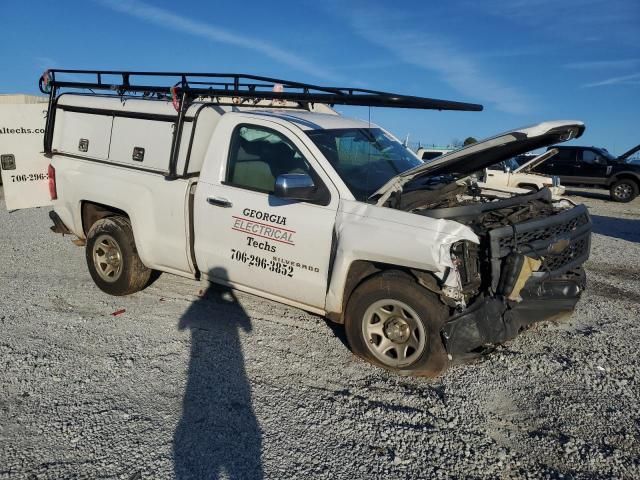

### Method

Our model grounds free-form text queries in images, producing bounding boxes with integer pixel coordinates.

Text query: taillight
[48,164,57,200]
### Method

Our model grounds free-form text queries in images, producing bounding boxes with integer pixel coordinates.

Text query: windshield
[505,158,521,170]
[488,158,519,171]
[307,128,422,200]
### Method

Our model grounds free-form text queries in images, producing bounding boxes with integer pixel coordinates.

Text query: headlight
[450,240,480,287]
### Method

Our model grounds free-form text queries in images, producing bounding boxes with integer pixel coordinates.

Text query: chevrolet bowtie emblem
[547,238,571,255]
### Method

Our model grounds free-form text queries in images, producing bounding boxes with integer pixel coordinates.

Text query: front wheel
[344,271,449,377]
[610,179,638,202]
[85,216,151,296]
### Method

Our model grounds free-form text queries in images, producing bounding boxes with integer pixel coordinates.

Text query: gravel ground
[1,186,639,479]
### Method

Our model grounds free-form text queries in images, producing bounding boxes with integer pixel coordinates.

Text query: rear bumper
[441,269,585,358]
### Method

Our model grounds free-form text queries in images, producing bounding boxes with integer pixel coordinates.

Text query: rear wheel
[85,216,151,296]
[345,271,449,377]
[610,179,638,202]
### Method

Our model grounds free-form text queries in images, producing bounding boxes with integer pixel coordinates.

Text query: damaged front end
[409,185,592,359]
[365,120,591,360]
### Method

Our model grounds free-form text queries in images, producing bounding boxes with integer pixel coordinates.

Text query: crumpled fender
[324,199,479,315]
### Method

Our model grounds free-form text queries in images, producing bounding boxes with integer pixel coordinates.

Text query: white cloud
[565,59,640,70]
[344,9,530,114]
[583,72,640,88]
[96,0,337,81]
[478,0,639,46]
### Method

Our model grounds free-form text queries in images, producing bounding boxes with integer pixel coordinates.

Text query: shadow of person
[173,268,263,479]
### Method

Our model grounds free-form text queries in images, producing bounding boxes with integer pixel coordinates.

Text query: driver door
[574,149,609,185]
[194,120,340,311]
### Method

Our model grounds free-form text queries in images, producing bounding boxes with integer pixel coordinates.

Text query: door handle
[206,196,232,208]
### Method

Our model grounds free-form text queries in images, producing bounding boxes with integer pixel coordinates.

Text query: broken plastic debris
[111,309,126,316]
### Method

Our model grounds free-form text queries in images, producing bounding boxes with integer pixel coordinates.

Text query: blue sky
[1,0,638,153]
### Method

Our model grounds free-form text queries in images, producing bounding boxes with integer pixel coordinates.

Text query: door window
[581,150,604,165]
[226,124,316,193]
[555,149,577,163]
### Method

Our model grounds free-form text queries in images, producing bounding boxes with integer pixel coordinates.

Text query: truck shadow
[590,215,640,243]
[173,268,263,480]
[564,189,611,201]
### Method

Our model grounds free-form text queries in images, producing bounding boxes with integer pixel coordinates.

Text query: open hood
[514,148,558,173]
[372,120,585,203]
[618,144,640,161]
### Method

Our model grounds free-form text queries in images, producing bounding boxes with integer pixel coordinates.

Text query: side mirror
[274,173,317,201]
[503,165,511,173]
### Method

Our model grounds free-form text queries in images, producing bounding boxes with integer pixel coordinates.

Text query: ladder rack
[39,69,483,179]
[39,69,483,111]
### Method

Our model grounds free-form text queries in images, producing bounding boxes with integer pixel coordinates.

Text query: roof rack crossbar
[39,69,483,112]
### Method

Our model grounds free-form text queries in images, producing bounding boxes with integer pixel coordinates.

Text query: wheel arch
[609,172,640,188]
[81,200,129,236]
[326,259,445,324]
[516,183,540,191]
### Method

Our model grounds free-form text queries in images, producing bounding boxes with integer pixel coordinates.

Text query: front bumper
[441,268,586,358]
[443,202,591,358]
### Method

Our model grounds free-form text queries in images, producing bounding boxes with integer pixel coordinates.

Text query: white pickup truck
[20,70,592,376]
[481,148,565,197]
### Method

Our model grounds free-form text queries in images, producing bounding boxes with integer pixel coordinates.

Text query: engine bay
[390,179,589,307]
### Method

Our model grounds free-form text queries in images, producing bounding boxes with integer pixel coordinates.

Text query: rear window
[421,151,443,161]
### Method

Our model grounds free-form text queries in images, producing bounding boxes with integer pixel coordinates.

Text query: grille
[544,235,589,271]
[488,205,592,286]
[497,211,590,250]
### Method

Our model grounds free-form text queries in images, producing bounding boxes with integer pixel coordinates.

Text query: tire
[344,271,449,377]
[610,179,638,202]
[85,216,151,296]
